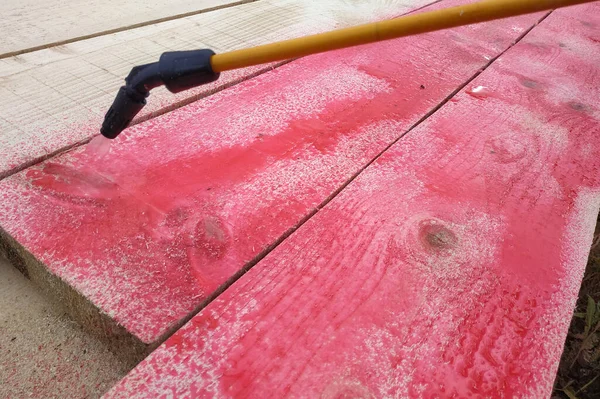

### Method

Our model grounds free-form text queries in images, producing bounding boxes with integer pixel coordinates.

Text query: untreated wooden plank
[103,4,600,397]
[0,0,250,57]
[0,0,543,352]
[0,0,435,179]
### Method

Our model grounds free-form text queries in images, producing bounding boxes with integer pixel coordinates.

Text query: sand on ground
[0,255,129,398]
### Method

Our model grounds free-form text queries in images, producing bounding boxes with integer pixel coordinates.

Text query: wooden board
[103,4,600,397]
[0,0,435,179]
[0,0,248,56]
[0,1,543,348]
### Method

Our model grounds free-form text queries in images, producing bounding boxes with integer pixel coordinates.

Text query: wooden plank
[0,0,435,179]
[0,0,543,350]
[0,0,249,56]
[103,4,600,397]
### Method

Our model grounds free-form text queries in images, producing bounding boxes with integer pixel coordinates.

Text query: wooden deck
[0,0,599,397]
[104,4,600,397]
[0,0,433,179]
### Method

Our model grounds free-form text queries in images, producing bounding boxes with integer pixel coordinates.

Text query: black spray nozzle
[101,49,219,139]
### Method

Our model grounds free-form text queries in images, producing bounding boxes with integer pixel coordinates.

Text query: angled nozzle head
[100,87,147,139]
[100,49,219,139]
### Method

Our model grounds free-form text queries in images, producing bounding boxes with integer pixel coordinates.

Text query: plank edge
[0,227,149,367]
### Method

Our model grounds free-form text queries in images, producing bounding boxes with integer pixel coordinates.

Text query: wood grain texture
[0,0,435,179]
[103,3,600,398]
[0,0,542,346]
[0,0,247,56]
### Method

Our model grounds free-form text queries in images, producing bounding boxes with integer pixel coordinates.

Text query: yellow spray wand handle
[211,0,594,73]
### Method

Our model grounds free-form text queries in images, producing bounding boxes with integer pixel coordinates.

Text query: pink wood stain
[0,1,543,345]
[104,4,600,398]
[1,63,283,179]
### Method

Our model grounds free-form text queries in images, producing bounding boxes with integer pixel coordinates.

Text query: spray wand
[101,0,595,139]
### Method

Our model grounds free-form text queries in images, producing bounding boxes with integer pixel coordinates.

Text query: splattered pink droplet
[467,85,493,99]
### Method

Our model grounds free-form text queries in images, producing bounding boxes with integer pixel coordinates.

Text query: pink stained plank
[0,0,544,346]
[103,4,600,399]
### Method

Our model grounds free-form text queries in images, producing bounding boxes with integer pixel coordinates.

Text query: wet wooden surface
[104,3,600,398]
[0,0,543,346]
